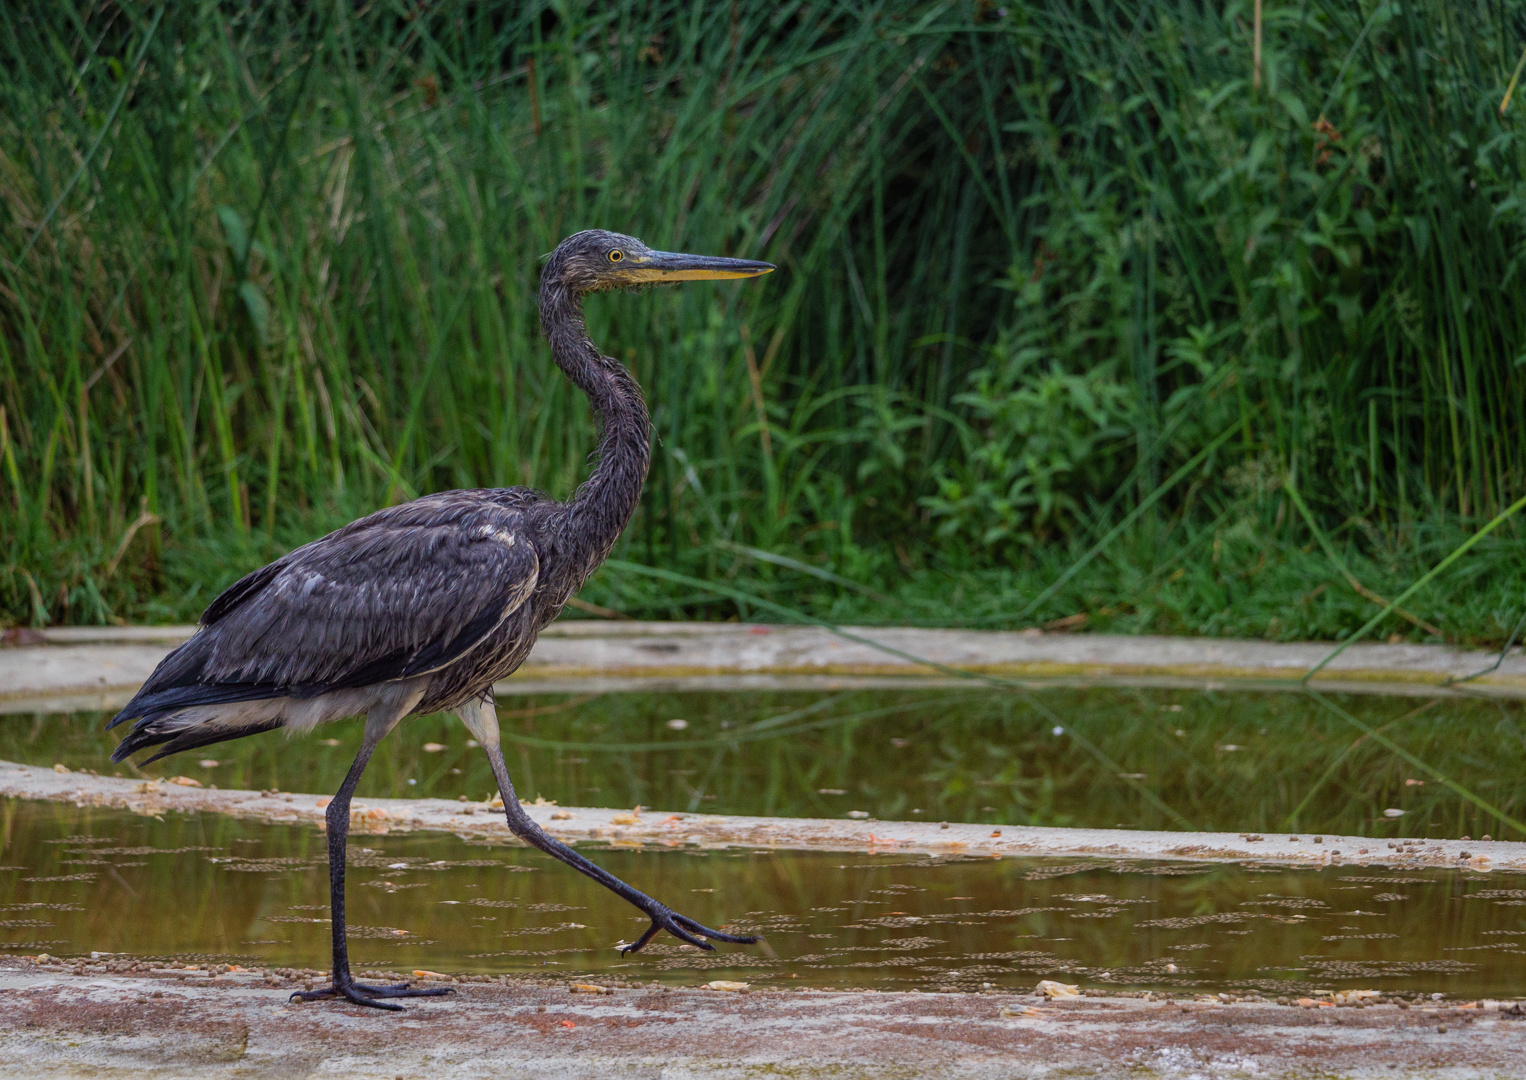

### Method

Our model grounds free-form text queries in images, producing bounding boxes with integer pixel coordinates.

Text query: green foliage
[2,0,1526,640]
[925,345,1137,552]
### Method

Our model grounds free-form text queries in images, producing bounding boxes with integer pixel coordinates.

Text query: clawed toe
[290,979,453,1011]
[621,906,761,955]
[355,981,454,999]
[290,984,402,1011]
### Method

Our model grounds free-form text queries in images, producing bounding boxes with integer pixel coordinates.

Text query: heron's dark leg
[463,697,756,955]
[292,702,452,1011]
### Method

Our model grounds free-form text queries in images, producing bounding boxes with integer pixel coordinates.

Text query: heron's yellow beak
[620,251,775,282]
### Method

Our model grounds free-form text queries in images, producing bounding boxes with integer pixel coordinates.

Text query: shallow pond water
[1,799,1523,997]
[5,685,1526,837]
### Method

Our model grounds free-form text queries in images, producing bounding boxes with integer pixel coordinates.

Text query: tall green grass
[2,1,1525,640]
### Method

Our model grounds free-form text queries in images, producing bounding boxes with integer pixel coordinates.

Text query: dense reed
[2,0,1525,640]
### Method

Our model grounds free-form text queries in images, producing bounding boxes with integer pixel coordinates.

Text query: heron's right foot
[290,977,453,1011]
[621,901,761,955]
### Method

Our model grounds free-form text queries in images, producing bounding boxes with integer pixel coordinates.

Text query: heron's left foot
[290,979,453,1011]
[621,901,760,955]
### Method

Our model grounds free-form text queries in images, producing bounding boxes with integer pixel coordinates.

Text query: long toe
[289,984,406,1011]
[622,905,761,954]
[354,982,454,999]
[289,987,340,1002]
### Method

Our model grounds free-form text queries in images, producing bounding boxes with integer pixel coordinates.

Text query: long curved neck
[539,281,651,576]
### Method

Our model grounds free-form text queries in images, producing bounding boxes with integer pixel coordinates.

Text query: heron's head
[543,229,774,296]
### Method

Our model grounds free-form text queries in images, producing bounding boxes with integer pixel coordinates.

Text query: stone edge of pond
[5,623,1526,712]
[0,760,1516,873]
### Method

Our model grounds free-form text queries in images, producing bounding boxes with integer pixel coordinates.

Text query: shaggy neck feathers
[538,269,652,579]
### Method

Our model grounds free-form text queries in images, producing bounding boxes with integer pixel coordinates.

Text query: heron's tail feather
[109,694,289,765]
[111,714,286,765]
[108,684,388,764]
[107,681,283,731]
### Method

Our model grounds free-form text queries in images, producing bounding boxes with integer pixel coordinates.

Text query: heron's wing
[112,495,539,725]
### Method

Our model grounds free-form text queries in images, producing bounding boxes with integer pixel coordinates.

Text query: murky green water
[6,686,1526,837]
[0,799,1523,997]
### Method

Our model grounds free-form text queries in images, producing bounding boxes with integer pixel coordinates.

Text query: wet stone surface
[0,800,1523,999]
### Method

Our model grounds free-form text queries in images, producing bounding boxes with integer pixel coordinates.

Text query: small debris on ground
[1037,980,1080,999]
[1333,989,1382,1005]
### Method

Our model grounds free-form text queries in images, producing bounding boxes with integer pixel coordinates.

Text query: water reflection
[0,801,1522,997]
[4,686,1524,838]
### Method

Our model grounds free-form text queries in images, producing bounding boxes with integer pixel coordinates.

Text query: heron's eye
[608,249,624,263]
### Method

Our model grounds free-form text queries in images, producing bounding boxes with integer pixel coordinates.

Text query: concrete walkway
[2,622,1524,713]
[0,960,1520,1078]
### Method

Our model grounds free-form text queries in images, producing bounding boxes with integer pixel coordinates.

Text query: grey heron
[107,230,774,1010]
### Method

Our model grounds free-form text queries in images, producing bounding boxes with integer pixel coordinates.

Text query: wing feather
[110,493,540,729]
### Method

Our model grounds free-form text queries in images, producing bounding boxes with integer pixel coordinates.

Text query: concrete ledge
[1,622,1523,713]
[0,960,1520,1078]
[0,761,1515,871]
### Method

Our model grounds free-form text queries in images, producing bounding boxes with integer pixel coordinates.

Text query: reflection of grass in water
[1283,698,1444,832]
[1304,692,1526,838]
[11,688,1526,837]
[500,692,976,752]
